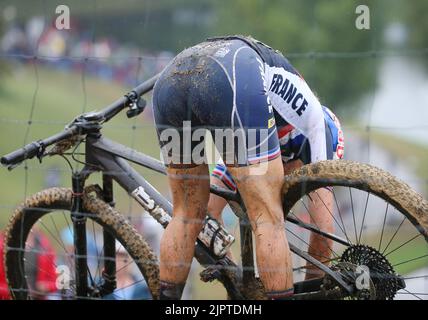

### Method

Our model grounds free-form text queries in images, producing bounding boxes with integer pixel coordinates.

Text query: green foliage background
[212,0,380,114]
[403,0,428,68]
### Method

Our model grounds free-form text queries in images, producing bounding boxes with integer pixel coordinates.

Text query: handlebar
[1,141,42,167]
[97,73,159,122]
[1,73,160,169]
[1,127,78,168]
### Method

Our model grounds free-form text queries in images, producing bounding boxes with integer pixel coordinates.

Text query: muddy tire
[281,160,428,300]
[3,187,160,300]
[282,160,428,239]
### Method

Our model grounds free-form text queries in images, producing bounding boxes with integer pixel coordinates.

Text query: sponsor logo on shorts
[159,121,277,169]
[214,47,231,58]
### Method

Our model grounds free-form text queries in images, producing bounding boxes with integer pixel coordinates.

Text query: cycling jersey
[207,35,331,163]
[212,105,345,191]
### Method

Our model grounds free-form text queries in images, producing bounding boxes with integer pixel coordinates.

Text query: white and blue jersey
[212,105,344,191]
[207,35,345,190]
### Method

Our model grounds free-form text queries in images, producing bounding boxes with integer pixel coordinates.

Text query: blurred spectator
[0,15,173,87]
[103,241,151,300]
[25,16,44,52]
[137,212,164,256]
[44,165,61,188]
[1,24,27,54]
[0,230,58,300]
[59,227,100,276]
[39,26,67,57]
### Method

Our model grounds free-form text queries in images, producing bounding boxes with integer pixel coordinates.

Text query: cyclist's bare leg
[228,157,294,297]
[283,160,334,280]
[207,177,228,221]
[305,188,334,279]
[160,164,210,299]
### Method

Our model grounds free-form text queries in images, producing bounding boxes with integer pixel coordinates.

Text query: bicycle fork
[71,172,89,298]
[70,171,118,298]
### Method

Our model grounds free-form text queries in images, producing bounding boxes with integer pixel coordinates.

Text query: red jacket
[0,232,57,299]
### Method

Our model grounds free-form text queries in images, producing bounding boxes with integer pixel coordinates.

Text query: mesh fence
[0,1,427,300]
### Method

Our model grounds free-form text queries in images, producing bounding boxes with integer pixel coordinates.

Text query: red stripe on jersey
[221,176,237,191]
[212,170,236,191]
[277,124,294,139]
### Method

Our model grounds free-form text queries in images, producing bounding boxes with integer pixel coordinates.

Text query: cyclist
[152,35,343,299]
[208,105,344,280]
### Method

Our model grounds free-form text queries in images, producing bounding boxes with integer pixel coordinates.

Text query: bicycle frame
[70,129,353,299]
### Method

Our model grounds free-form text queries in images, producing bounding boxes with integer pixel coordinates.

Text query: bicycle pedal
[200,265,222,283]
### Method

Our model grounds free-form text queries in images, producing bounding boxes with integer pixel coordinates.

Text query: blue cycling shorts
[152,39,280,167]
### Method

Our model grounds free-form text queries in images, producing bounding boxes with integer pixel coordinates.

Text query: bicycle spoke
[113,279,146,293]
[62,211,76,267]
[86,263,97,289]
[108,279,147,300]
[38,218,73,260]
[292,257,339,272]
[385,233,422,257]
[95,235,108,284]
[393,253,428,267]
[403,275,428,280]
[116,242,125,257]
[297,196,341,258]
[22,257,58,282]
[348,188,358,244]
[49,214,70,257]
[92,221,102,281]
[397,288,424,300]
[288,210,342,257]
[62,211,74,240]
[378,203,389,251]
[19,248,65,299]
[23,243,58,271]
[382,215,406,255]
[115,257,137,275]
[312,190,347,240]
[331,189,352,244]
[358,192,370,244]
[48,213,74,268]
[286,226,338,261]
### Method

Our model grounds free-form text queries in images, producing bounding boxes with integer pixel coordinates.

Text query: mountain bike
[1,74,428,300]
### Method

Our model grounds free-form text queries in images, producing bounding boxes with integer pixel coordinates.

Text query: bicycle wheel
[3,187,159,300]
[282,160,428,300]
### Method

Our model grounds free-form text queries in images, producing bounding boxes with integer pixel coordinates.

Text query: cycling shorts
[152,39,280,167]
[212,106,345,191]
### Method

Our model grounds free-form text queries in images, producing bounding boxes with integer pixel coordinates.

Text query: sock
[160,280,185,300]
[266,288,294,300]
